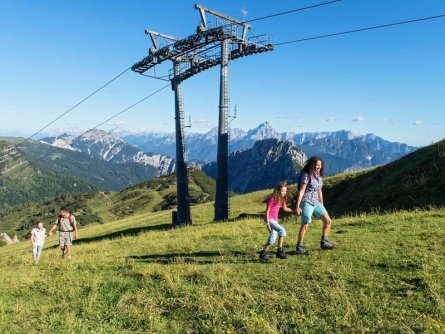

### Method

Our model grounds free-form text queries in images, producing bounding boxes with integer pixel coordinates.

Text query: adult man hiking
[48,208,79,259]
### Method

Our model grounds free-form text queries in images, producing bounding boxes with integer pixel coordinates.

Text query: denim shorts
[32,245,43,256]
[300,202,327,224]
[266,219,287,245]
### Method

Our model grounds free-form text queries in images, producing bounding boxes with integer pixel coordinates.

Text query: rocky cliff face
[203,138,306,194]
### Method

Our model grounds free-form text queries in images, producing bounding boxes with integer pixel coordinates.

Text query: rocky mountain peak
[205,138,306,193]
[79,129,123,144]
[246,122,280,140]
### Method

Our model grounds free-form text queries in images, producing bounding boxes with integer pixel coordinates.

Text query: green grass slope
[323,139,445,216]
[0,169,215,239]
[0,188,444,333]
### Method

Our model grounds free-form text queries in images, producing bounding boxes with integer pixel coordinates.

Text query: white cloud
[353,116,365,122]
[325,116,336,122]
[413,120,424,126]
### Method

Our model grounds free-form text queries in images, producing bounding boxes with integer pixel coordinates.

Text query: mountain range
[42,123,417,176]
[119,122,417,174]
[1,122,418,210]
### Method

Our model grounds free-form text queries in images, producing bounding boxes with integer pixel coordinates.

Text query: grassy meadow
[1,188,444,333]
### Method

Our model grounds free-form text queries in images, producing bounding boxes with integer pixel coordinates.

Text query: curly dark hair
[301,156,325,177]
[272,181,288,203]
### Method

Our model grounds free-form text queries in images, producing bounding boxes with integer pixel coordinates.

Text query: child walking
[295,156,335,255]
[259,182,293,260]
[30,221,46,264]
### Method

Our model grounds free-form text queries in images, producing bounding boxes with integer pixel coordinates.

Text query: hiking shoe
[276,247,288,259]
[320,239,335,250]
[259,250,269,261]
[296,245,309,255]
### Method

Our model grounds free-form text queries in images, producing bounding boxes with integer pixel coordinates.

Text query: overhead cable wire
[219,1,343,49]
[27,83,171,164]
[275,13,445,46]
[14,66,132,148]
[244,0,342,23]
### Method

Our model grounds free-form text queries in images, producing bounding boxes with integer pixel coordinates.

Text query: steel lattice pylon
[132,4,273,225]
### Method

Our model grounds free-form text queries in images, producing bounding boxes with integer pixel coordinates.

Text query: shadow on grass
[48,223,173,249]
[226,212,296,223]
[227,212,263,222]
[128,250,268,265]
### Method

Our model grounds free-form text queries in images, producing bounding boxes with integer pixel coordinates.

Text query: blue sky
[0,0,444,146]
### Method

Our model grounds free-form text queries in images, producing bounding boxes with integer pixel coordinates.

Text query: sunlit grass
[1,191,444,333]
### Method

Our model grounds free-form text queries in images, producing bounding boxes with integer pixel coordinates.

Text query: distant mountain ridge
[40,123,417,176]
[40,129,175,176]
[120,122,417,174]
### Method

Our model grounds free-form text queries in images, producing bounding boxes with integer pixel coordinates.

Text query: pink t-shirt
[266,196,285,221]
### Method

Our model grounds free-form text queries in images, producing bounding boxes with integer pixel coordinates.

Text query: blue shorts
[300,202,327,224]
[266,219,287,245]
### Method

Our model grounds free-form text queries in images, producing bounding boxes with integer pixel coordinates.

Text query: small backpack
[57,214,75,232]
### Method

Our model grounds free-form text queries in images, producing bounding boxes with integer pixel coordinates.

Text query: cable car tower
[132,4,273,225]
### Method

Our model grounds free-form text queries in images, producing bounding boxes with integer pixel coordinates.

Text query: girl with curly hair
[295,156,335,255]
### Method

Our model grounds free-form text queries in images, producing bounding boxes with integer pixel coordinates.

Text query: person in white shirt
[31,221,46,264]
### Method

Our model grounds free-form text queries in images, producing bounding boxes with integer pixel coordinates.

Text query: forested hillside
[0,139,157,212]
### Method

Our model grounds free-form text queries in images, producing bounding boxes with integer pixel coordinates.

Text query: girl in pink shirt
[259,182,293,260]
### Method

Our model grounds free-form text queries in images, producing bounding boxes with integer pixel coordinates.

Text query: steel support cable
[274,13,445,46]
[27,83,171,164]
[244,0,342,23]
[14,66,132,148]
[216,0,342,50]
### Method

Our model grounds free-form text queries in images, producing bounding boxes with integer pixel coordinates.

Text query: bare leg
[320,212,332,238]
[320,212,335,249]
[297,223,309,245]
[65,245,71,258]
[278,236,284,248]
